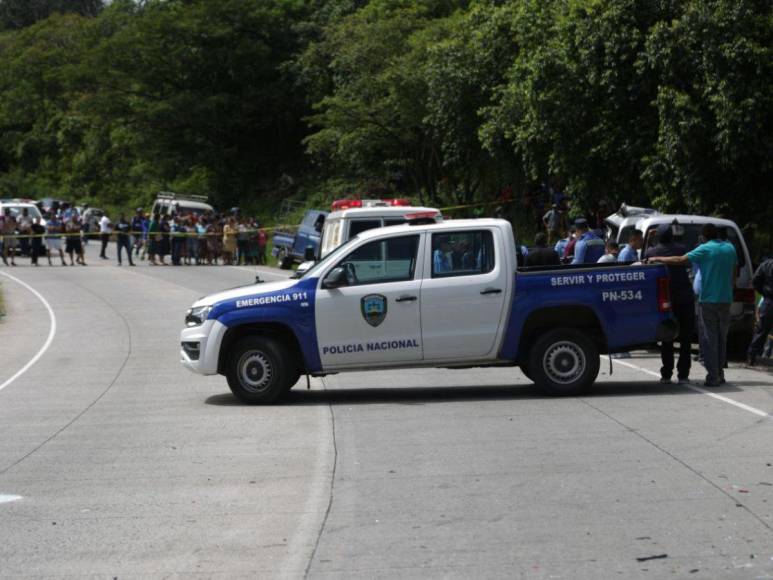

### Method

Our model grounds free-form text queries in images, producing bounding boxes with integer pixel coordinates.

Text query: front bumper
[179,319,227,375]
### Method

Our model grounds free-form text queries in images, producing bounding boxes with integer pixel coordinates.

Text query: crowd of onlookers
[0,206,269,267]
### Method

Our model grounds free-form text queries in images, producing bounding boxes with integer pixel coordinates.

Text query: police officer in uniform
[571,218,605,264]
[747,255,773,366]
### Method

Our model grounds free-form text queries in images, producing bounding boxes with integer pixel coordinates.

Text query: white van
[604,203,660,243]
[151,192,214,217]
[634,214,755,354]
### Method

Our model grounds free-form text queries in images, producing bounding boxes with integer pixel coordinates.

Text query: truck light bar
[331,198,412,211]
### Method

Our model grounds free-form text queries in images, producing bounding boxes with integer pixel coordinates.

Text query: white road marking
[611,357,772,420]
[0,494,22,504]
[280,377,335,579]
[0,271,57,393]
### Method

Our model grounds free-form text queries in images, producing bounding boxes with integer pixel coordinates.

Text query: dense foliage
[0,0,770,241]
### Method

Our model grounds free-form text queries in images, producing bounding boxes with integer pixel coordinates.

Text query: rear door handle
[480,288,502,295]
[395,295,418,302]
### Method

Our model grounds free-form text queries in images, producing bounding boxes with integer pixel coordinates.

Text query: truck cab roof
[326,205,440,220]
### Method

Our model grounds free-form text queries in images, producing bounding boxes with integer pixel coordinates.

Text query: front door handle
[395,295,418,302]
[480,288,502,295]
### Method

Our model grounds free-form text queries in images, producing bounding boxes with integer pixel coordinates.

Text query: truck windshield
[301,235,361,280]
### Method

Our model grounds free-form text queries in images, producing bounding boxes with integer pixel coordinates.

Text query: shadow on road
[204,380,765,407]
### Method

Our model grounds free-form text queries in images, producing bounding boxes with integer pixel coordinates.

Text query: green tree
[0,0,102,31]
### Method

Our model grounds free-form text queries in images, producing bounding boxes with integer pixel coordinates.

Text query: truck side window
[431,231,495,278]
[337,235,420,285]
[349,220,381,237]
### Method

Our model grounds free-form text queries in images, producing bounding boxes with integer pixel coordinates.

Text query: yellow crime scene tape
[0,199,514,240]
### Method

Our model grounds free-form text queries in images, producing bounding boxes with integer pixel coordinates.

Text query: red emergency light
[330,198,412,211]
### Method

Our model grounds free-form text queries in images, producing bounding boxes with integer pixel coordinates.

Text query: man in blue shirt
[571,218,605,264]
[618,229,643,262]
[650,223,737,386]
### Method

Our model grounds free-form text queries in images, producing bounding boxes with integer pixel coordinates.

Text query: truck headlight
[185,305,212,327]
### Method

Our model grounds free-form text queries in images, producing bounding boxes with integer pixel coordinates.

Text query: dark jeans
[100,233,110,258]
[700,302,731,384]
[661,301,695,380]
[171,238,185,265]
[237,239,248,265]
[116,237,133,265]
[748,298,773,357]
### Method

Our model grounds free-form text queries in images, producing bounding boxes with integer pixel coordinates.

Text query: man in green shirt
[649,223,737,386]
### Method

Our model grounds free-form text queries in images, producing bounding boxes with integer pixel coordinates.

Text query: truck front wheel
[528,328,600,396]
[226,336,295,404]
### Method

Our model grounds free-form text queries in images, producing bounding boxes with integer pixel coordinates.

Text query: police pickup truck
[181,218,677,404]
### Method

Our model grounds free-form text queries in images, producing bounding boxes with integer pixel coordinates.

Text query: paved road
[0,245,772,579]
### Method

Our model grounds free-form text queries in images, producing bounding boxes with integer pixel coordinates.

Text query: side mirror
[304,246,316,262]
[322,266,348,289]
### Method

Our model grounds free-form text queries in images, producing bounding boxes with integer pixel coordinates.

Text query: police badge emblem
[361,294,387,327]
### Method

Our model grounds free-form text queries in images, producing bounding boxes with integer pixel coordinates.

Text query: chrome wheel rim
[543,341,585,385]
[238,350,273,393]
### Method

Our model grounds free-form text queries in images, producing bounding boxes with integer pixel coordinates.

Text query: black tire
[278,254,293,270]
[528,328,600,396]
[519,361,533,382]
[225,336,295,404]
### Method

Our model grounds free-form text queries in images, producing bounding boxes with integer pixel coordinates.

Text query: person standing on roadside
[99,213,112,259]
[222,217,237,266]
[65,215,86,265]
[542,204,566,246]
[17,207,32,258]
[131,209,144,258]
[171,215,185,266]
[45,212,66,266]
[571,218,606,264]
[645,224,694,384]
[159,214,171,265]
[649,223,737,386]
[115,213,134,266]
[747,255,773,366]
[29,217,45,266]
[257,225,267,265]
[1,208,17,266]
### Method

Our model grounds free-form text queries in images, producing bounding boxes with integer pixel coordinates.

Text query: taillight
[734,287,756,304]
[658,276,672,312]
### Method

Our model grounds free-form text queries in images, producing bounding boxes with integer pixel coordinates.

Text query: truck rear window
[431,231,494,278]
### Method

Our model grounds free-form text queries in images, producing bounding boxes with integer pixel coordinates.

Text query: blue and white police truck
[181,217,677,404]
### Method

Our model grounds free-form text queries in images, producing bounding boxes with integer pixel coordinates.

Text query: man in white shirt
[99,214,112,259]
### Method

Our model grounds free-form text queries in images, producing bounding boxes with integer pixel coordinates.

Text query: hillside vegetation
[0,0,770,243]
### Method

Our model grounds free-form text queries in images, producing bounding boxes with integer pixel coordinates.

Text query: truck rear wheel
[226,336,295,404]
[528,328,600,396]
